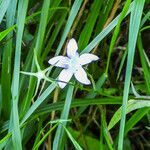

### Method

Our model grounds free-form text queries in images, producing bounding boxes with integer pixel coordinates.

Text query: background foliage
[0,0,150,149]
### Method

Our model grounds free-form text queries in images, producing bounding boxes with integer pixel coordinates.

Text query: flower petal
[74,67,91,85]
[58,69,73,88]
[48,56,69,68]
[79,53,99,65]
[67,38,78,58]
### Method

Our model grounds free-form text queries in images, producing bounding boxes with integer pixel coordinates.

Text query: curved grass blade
[33,97,122,119]
[62,124,83,150]
[33,123,58,150]
[108,100,150,130]
[124,107,150,135]
[0,97,122,144]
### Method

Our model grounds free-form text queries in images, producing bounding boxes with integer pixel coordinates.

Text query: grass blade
[53,85,74,149]
[118,0,145,149]
[55,0,83,55]
[105,0,131,74]
[78,0,102,50]
[0,0,11,23]
[0,26,15,41]
[22,0,51,114]
[81,1,134,54]
[1,0,17,119]
[62,124,83,150]
[10,0,29,149]
[33,97,122,119]
[124,107,150,135]
[21,82,57,125]
[138,34,150,92]
[108,100,150,130]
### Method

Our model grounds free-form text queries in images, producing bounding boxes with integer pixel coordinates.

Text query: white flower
[48,38,99,88]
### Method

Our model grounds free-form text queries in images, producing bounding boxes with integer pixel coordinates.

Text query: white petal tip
[48,58,57,65]
[48,59,52,64]
[48,56,69,68]
[69,38,76,42]
[94,56,99,60]
[58,82,67,89]
[79,54,99,66]
[67,38,78,57]
[68,38,77,47]
[91,55,99,61]
[58,69,73,89]
[84,80,91,85]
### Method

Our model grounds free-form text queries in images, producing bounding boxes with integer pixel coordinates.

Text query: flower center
[68,55,81,73]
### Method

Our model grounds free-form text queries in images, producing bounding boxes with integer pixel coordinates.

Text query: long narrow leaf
[10,1,29,149]
[118,1,145,149]
[55,0,83,55]
[53,85,74,149]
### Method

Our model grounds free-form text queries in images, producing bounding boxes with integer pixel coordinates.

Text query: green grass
[118,0,145,149]
[0,0,149,149]
[11,1,29,149]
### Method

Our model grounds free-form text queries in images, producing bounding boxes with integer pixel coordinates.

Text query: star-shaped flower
[48,38,99,88]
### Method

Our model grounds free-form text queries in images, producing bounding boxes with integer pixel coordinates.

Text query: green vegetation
[0,0,149,149]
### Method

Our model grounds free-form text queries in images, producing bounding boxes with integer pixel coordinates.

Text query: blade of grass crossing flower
[55,0,83,55]
[0,0,11,23]
[22,0,51,114]
[1,0,17,119]
[105,0,131,74]
[10,0,29,149]
[53,85,74,150]
[81,2,134,54]
[118,1,145,149]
